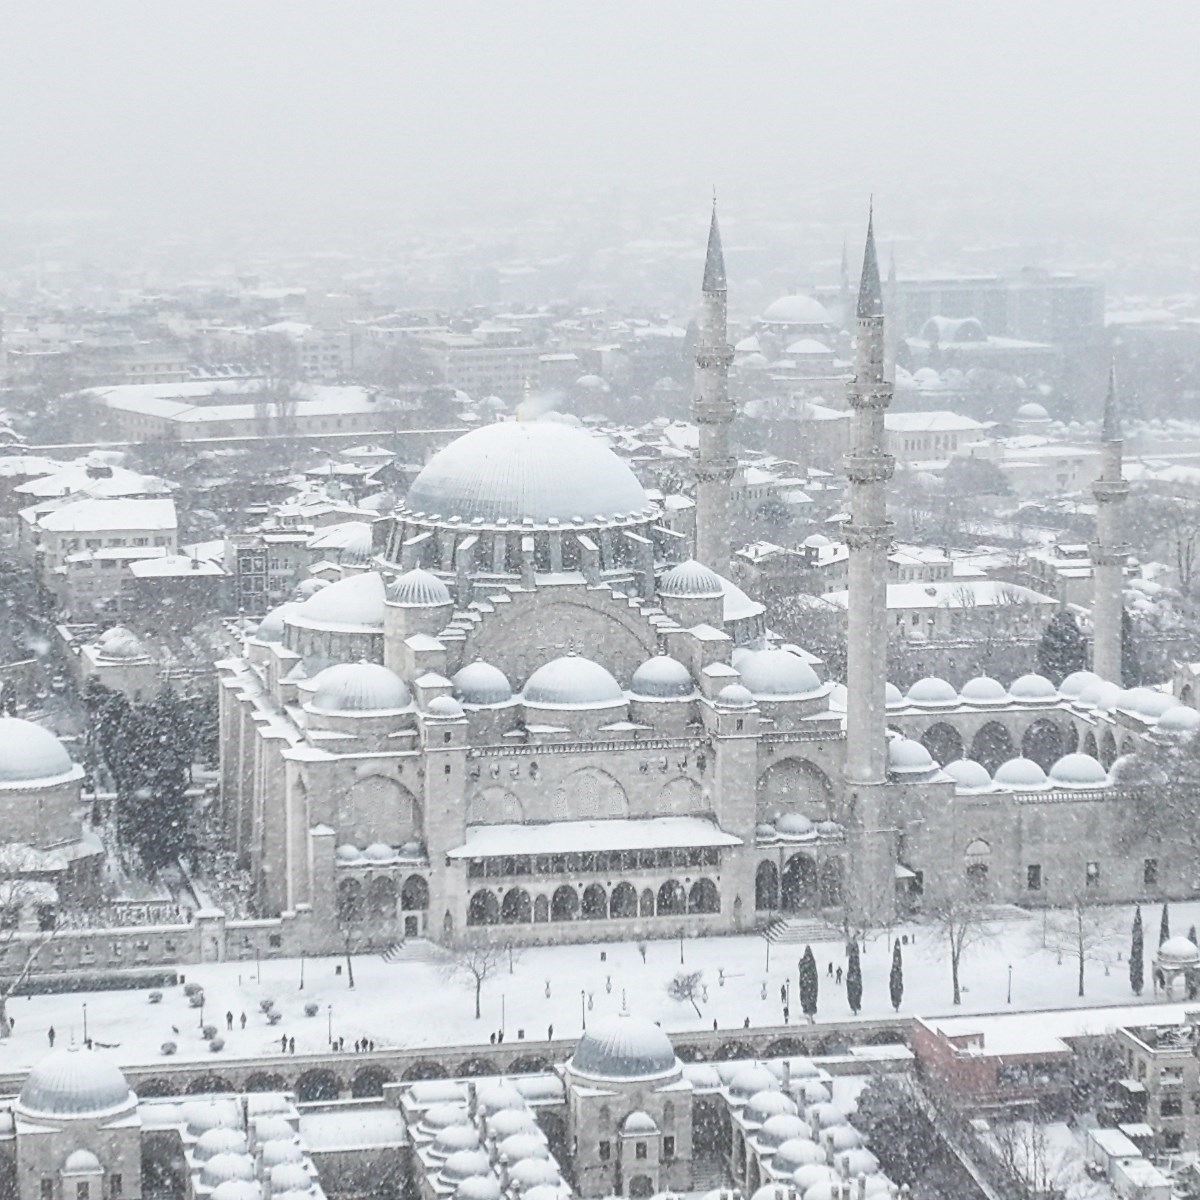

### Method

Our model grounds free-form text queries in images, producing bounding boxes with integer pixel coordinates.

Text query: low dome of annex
[960,676,1008,706]
[309,662,411,714]
[906,677,958,708]
[942,758,994,792]
[993,756,1049,790]
[1048,753,1108,788]
[17,1048,134,1118]
[1009,673,1057,703]
[739,649,822,699]
[569,1012,678,1080]
[0,718,80,788]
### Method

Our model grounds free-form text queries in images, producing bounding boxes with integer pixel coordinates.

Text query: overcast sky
[4,1,1199,239]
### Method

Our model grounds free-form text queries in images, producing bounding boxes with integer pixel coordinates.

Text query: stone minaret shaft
[692,203,736,575]
[844,212,894,785]
[1091,366,1128,682]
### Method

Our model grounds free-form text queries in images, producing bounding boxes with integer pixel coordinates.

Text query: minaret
[1090,365,1129,682]
[692,200,736,574]
[843,208,893,785]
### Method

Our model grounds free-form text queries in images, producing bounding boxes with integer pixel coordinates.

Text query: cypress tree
[1037,608,1087,683]
[1190,926,1198,947]
[890,940,904,1011]
[1160,903,1171,946]
[798,946,819,1020]
[846,941,863,1014]
[1130,906,1144,996]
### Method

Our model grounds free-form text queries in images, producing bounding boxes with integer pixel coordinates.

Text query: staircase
[690,1156,732,1193]
[380,939,445,965]
[762,916,840,945]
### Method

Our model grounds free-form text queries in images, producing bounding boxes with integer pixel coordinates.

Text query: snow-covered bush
[183,982,203,997]
[188,991,205,1008]
[304,1003,318,1017]
[259,999,276,1014]
[161,1041,177,1056]
[202,1024,217,1040]
[267,1011,282,1025]
[148,991,163,1004]
[210,1037,225,1052]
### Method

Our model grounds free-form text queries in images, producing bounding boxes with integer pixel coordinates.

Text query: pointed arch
[1022,718,1068,770]
[756,757,833,823]
[582,883,608,920]
[657,879,686,915]
[639,887,655,917]
[401,874,429,910]
[551,886,579,922]
[971,722,1016,773]
[468,890,500,926]
[920,723,963,766]
[555,767,628,820]
[500,888,531,924]
[688,879,720,914]
[756,860,779,911]
[610,882,638,919]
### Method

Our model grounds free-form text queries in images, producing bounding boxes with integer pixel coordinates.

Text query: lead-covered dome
[660,559,724,599]
[404,422,649,527]
[452,661,513,706]
[1059,670,1101,701]
[761,295,833,326]
[1118,687,1177,721]
[0,718,79,787]
[942,758,993,792]
[1048,753,1108,788]
[309,662,410,714]
[387,567,452,608]
[1160,937,1200,965]
[906,677,958,708]
[1009,673,1057,703]
[887,737,936,775]
[94,625,147,660]
[1158,705,1200,736]
[994,756,1049,790]
[960,676,1008,706]
[570,1012,677,1079]
[740,650,822,699]
[287,571,386,633]
[253,602,297,643]
[18,1048,133,1117]
[630,655,695,699]
[523,656,624,708]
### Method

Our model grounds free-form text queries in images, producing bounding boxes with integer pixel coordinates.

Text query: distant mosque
[213,205,1191,953]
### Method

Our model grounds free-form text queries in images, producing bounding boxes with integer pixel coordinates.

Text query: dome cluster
[940,752,1112,794]
[92,625,148,661]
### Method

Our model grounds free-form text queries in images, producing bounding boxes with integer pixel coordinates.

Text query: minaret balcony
[844,521,893,550]
[695,347,734,370]
[695,457,737,483]
[845,453,895,484]
[1092,480,1130,502]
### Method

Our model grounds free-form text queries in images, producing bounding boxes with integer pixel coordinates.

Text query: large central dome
[404,421,651,527]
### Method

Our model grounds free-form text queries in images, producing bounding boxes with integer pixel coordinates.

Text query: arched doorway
[401,874,429,910]
[819,858,843,908]
[1082,731,1098,758]
[639,888,655,917]
[971,722,1016,773]
[628,1176,654,1199]
[1099,728,1118,768]
[756,860,779,912]
[921,723,964,766]
[368,876,397,921]
[1022,719,1066,770]
[533,894,549,923]
[781,853,819,912]
[337,878,364,924]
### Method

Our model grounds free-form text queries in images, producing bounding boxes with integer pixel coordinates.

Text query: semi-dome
[1048,753,1108,788]
[758,1115,812,1150]
[287,572,386,633]
[1059,670,1101,701]
[718,684,755,707]
[1158,936,1200,965]
[570,1012,677,1079]
[404,421,649,527]
[630,655,695,699]
[906,677,958,707]
[660,559,724,599]
[761,295,833,327]
[523,656,624,708]
[888,737,937,775]
[452,661,513,706]
[993,757,1049,790]
[253,602,297,643]
[1009,673,1057,703]
[1158,705,1200,735]
[942,758,994,792]
[0,718,78,786]
[387,567,452,608]
[740,650,822,699]
[309,662,411,714]
[17,1049,132,1117]
[960,676,1008,706]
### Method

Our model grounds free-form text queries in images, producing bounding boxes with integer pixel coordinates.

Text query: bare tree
[929,883,993,1005]
[442,940,512,1019]
[666,969,705,1017]
[0,847,60,1037]
[1041,893,1121,997]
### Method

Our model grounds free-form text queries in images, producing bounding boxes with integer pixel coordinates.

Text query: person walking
[240,1012,247,1030]
[226,1011,234,1031]
[547,1024,554,1040]
[47,1026,55,1047]
[288,1037,295,1054]
[280,1034,288,1052]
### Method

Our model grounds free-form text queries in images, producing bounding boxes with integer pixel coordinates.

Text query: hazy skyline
[4,2,1200,258]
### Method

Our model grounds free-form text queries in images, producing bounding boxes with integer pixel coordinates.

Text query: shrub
[267,1011,282,1025]
[148,991,163,1004]
[161,1041,177,1056]
[304,1002,319,1017]
[259,999,276,1014]
[184,982,203,997]
[202,1024,217,1040]
[188,991,205,1008]
[210,1036,225,1052]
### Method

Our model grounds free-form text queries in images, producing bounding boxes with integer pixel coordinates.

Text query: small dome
[631,655,694,699]
[261,1140,304,1167]
[287,571,386,633]
[498,1131,549,1162]
[942,758,993,792]
[807,1102,848,1129]
[1119,687,1177,720]
[253,602,297,643]
[773,1140,825,1173]
[18,1048,132,1117]
[1158,705,1200,735]
[757,1115,812,1150]
[1077,678,1123,711]
[1009,673,1057,703]
[570,1012,677,1079]
[793,1165,840,1192]
[387,568,452,608]
[761,295,833,326]
[1158,936,1200,965]
[252,1115,296,1139]
[433,1125,481,1156]
[523,656,624,708]
[364,842,394,861]
[823,1126,864,1151]
[660,559,724,599]
[906,677,958,707]
[63,1150,102,1174]
[452,661,513,706]
[795,1080,831,1105]
[456,1179,502,1200]
[885,682,905,709]
[426,695,464,718]
[752,1186,794,1200]
[888,737,936,775]
[291,579,327,601]
[475,1080,525,1115]
[201,1154,256,1186]
[309,662,410,714]
[183,1099,241,1134]
[730,1064,779,1100]
[440,1149,493,1183]
[269,1164,312,1192]
[1059,670,1101,701]
[486,1110,539,1138]
[832,1148,879,1177]
[993,757,1049,790]
[718,684,755,707]
[419,1104,472,1134]
[1017,402,1050,421]
[960,676,1008,706]
[195,1127,249,1160]
[212,1182,263,1200]
[740,650,821,699]
[621,1111,658,1135]
[94,625,147,660]
[776,813,814,837]
[335,844,362,862]
[508,1161,560,1189]
[744,1090,799,1125]
[1049,753,1108,788]
[0,718,78,786]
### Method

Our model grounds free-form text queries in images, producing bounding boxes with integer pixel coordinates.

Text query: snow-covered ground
[2,900,1195,1073]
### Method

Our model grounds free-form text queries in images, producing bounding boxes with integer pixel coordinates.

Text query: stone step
[380,939,445,965]
[765,916,840,945]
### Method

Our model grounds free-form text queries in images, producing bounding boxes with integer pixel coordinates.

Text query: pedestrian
[783,1005,789,1024]
[547,1024,554,1040]
[743,1016,751,1029]
[827,962,833,977]
[779,983,787,1004]
[240,1012,247,1030]
[712,1019,718,1031]
[339,1037,345,1051]
[289,1037,295,1054]
[226,1011,234,1031]
[835,966,843,985]
[281,1034,288,1052]
[368,1040,374,1051]
[47,1026,55,1047]
[497,1030,504,1044]
[490,1032,496,1045]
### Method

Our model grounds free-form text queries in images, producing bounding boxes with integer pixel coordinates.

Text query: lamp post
[299,951,305,991]
[199,996,205,1031]
[255,947,261,985]
[82,1003,88,1043]
[1007,964,1013,1005]
[580,990,586,1031]
[501,994,506,1036]
[327,1004,333,1045]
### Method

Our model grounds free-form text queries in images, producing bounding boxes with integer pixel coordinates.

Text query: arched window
[755,861,779,911]
[639,888,655,917]
[610,882,638,919]
[551,886,579,922]
[467,890,500,926]
[500,888,532,924]
[533,894,550,923]
[657,879,686,916]
[367,876,396,920]
[401,875,429,910]
[964,839,991,898]
[582,884,607,920]
[337,878,364,925]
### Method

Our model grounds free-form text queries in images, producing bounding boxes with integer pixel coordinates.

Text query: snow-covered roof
[37,497,176,533]
[884,411,984,434]
[447,817,741,858]
[127,554,224,578]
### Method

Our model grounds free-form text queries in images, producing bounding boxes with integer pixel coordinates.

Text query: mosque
[203,210,1194,948]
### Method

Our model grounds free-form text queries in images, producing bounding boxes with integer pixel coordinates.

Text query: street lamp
[82,1003,88,1044]
[199,996,205,1031]
[327,1004,333,1045]
[1007,964,1013,1005]
[580,990,586,1031]
[299,951,305,991]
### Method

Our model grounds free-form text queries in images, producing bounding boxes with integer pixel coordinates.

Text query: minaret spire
[857,203,884,319]
[691,199,736,575]
[1091,362,1128,682]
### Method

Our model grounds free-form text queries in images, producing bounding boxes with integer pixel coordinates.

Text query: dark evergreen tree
[1190,925,1198,947]
[846,941,862,1014]
[890,940,904,1011]
[1160,902,1170,946]
[798,946,819,1019]
[1037,608,1087,683]
[1130,906,1143,996]
[1122,610,1144,686]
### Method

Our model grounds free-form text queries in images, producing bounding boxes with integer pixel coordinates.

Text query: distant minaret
[843,208,893,785]
[692,200,736,574]
[1090,365,1129,682]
